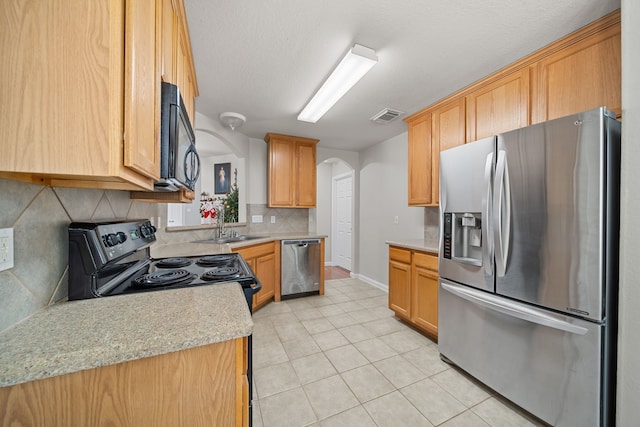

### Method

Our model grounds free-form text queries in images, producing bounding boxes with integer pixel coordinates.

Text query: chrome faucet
[217,206,226,238]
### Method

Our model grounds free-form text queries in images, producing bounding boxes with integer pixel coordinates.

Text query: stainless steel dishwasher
[281,239,321,299]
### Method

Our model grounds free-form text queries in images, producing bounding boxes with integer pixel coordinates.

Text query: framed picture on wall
[214,162,231,194]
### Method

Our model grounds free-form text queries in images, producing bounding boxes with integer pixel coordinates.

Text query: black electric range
[68,220,261,303]
[67,219,260,426]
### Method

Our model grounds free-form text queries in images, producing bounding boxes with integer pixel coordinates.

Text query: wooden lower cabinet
[388,246,439,339]
[388,247,412,319]
[411,252,439,337]
[233,241,280,310]
[0,338,249,427]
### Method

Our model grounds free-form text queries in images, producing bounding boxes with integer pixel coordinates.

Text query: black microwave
[155,82,200,192]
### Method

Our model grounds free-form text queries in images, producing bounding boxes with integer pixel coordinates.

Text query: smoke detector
[370,108,404,124]
[219,112,246,131]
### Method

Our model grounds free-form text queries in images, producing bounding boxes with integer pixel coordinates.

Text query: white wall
[315,162,333,259]
[617,2,640,424]
[248,137,268,204]
[358,132,424,286]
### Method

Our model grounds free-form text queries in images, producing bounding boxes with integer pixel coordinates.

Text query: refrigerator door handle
[441,282,589,335]
[482,152,494,276]
[493,150,511,277]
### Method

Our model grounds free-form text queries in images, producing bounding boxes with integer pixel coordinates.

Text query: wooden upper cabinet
[163,0,198,127]
[295,141,318,207]
[161,0,177,84]
[534,19,621,122]
[264,133,319,208]
[404,10,620,207]
[124,0,162,180]
[0,0,162,191]
[407,113,434,206]
[431,97,466,206]
[466,68,531,142]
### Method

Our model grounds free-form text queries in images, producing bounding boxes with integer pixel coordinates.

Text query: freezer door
[439,136,495,292]
[495,107,620,322]
[439,279,608,427]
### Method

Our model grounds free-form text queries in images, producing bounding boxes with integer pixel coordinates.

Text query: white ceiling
[184,0,620,153]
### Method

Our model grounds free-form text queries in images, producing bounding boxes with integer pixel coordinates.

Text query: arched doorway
[315,158,354,274]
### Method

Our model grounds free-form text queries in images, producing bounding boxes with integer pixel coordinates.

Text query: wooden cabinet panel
[466,68,531,141]
[407,114,434,206]
[264,133,319,208]
[296,141,317,207]
[388,257,412,321]
[431,98,466,205]
[124,0,161,180]
[535,23,621,122]
[412,263,439,337]
[161,0,177,84]
[267,138,295,206]
[233,241,280,310]
[0,339,247,427]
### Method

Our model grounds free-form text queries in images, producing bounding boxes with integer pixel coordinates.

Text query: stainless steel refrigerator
[438,107,620,426]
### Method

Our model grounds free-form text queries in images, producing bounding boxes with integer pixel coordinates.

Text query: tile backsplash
[0,179,160,332]
[0,178,309,332]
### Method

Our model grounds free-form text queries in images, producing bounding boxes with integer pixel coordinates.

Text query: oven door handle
[250,277,262,295]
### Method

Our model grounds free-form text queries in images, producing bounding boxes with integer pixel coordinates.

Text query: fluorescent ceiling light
[298,44,378,123]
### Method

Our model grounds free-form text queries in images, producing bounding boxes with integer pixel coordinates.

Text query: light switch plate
[252,215,263,223]
[0,228,14,272]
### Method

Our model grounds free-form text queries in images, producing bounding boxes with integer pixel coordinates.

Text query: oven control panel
[95,220,156,261]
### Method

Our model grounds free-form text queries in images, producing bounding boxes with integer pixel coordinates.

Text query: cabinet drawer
[233,241,276,259]
[389,246,411,264]
[413,251,438,272]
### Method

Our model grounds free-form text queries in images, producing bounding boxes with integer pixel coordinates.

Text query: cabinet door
[254,253,276,308]
[388,247,412,320]
[124,0,161,180]
[407,114,434,206]
[412,252,439,337]
[466,68,530,142]
[295,141,317,207]
[534,23,621,122]
[432,98,466,205]
[177,27,197,125]
[160,0,177,84]
[267,139,295,207]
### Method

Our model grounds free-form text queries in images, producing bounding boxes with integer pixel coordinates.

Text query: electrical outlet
[252,215,263,223]
[0,228,14,272]
[271,216,276,224]
[393,216,399,224]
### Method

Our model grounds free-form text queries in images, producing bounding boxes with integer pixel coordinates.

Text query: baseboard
[352,273,388,292]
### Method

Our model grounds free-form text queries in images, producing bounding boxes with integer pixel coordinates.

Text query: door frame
[332,171,354,272]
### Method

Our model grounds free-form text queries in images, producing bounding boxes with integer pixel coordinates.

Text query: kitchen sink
[196,235,265,244]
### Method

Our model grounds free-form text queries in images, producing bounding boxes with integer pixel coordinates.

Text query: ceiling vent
[370,108,404,124]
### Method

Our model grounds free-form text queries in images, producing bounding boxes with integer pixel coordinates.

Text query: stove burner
[155,257,192,268]
[201,266,242,281]
[133,269,196,287]
[197,254,236,267]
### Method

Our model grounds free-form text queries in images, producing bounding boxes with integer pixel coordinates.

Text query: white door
[334,173,353,271]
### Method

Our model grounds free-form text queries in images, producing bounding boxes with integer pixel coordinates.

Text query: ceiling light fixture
[297,44,378,123]
[219,112,246,131]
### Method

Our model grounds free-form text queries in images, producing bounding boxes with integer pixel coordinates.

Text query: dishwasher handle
[281,239,321,246]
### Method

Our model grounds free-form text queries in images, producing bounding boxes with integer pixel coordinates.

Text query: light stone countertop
[0,283,252,387]
[385,239,439,254]
[151,232,327,258]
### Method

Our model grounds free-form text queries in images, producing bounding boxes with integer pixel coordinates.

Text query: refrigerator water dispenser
[443,212,482,266]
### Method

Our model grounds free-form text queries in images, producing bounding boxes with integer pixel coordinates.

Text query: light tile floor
[251,278,547,427]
